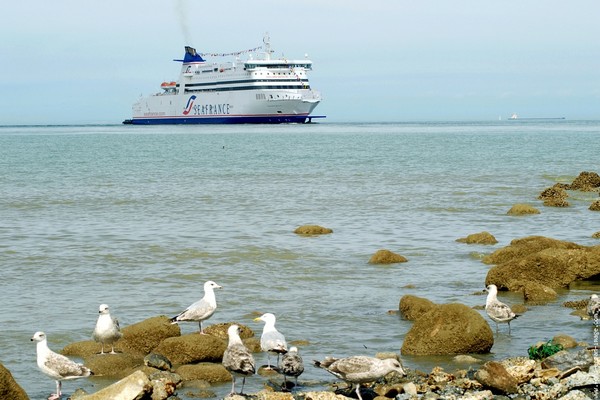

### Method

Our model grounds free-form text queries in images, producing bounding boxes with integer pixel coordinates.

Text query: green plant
[528,340,563,360]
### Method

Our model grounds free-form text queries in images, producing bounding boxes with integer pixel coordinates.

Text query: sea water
[0,121,599,399]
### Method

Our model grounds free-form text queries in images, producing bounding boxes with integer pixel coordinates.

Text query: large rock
[175,362,231,382]
[474,361,518,394]
[83,353,144,377]
[0,362,29,400]
[153,333,226,365]
[568,171,600,191]
[64,316,180,359]
[120,315,181,355]
[72,370,150,400]
[401,303,494,355]
[398,295,436,321]
[520,281,557,303]
[541,349,595,372]
[369,249,408,264]
[484,236,600,290]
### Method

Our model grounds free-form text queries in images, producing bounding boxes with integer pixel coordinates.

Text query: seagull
[279,346,304,387]
[31,331,93,400]
[587,294,600,319]
[314,356,406,400]
[222,324,255,395]
[254,312,287,369]
[170,280,222,334]
[92,304,122,354]
[485,284,519,333]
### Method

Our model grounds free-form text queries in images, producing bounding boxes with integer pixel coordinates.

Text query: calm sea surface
[1,121,599,399]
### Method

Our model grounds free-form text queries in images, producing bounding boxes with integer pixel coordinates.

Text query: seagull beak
[253,317,261,322]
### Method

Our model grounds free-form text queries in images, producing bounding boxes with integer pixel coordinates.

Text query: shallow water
[0,121,599,399]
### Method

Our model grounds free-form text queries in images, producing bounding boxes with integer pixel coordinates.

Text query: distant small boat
[507,113,565,121]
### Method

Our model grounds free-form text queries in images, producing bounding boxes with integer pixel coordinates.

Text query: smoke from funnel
[175,0,191,44]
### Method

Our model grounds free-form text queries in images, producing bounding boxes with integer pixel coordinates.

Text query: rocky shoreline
[1,310,598,400]
[2,172,599,399]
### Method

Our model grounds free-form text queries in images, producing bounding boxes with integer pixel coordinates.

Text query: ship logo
[182,95,197,115]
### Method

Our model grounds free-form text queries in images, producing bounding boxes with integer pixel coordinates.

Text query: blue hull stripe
[129,115,322,125]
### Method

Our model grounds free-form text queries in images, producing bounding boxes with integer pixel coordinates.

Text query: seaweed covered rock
[398,295,437,321]
[369,249,408,264]
[401,303,493,355]
[293,225,333,235]
[589,200,600,211]
[120,315,181,356]
[484,236,600,290]
[152,333,226,365]
[456,231,498,245]
[538,185,570,207]
[567,171,600,191]
[0,362,28,400]
[507,204,540,215]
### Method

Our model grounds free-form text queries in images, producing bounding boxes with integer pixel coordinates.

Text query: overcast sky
[1,0,598,124]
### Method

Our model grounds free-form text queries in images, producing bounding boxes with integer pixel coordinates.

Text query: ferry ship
[124,35,323,124]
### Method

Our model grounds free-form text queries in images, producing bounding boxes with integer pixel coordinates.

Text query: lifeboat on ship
[160,81,177,91]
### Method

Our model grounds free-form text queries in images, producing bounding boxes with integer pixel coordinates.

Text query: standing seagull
[222,324,255,395]
[485,284,519,333]
[314,356,406,400]
[31,331,93,400]
[254,312,287,369]
[279,346,304,387]
[92,304,122,354]
[587,294,600,319]
[170,280,222,334]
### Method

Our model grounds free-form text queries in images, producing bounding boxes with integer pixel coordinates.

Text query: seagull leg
[355,384,363,400]
[110,344,117,354]
[199,321,207,335]
[229,375,236,395]
[48,380,61,400]
[240,376,246,394]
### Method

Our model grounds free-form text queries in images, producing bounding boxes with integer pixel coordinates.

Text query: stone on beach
[507,203,540,215]
[456,231,498,245]
[401,303,494,355]
[70,370,150,400]
[293,225,333,235]
[474,361,518,394]
[368,249,408,264]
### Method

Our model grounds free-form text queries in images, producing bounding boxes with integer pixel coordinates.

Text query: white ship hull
[125,36,324,125]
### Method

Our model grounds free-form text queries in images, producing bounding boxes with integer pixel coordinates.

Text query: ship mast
[263,32,272,60]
